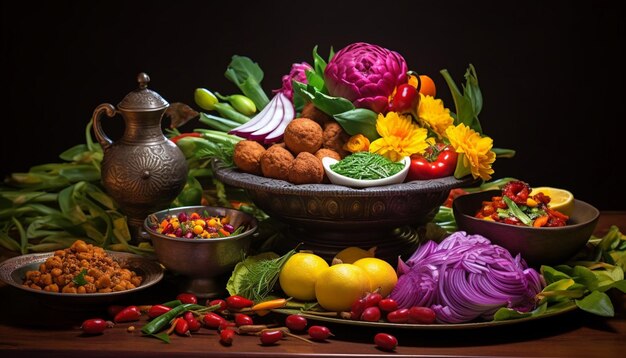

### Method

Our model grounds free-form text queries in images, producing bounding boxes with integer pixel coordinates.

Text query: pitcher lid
[118,72,169,111]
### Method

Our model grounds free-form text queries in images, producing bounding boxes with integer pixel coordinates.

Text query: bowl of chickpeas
[0,240,164,306]
[144,205,258,298]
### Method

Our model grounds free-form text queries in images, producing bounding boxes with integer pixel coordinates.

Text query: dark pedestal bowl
[212,161,478,264]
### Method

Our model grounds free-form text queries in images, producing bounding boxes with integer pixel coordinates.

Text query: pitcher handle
[92,103,116,150]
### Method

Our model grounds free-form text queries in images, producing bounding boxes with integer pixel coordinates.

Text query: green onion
[503,196,533,225]
[330,152,403,180]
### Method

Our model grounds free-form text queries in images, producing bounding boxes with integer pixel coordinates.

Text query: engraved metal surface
[92,73,188,237]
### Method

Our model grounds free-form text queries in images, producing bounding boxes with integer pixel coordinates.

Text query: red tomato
[406,144,458,181]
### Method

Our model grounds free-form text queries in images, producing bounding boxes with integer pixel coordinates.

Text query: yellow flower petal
[370,112,429,161]
[446,123,496,180]
[417,95,454,139]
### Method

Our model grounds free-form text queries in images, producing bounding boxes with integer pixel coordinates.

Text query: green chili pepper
[161,299,183,308]
[141,303,203,335]
[503,196,533,225]
[215,93,257,116]
[194,88,251,124]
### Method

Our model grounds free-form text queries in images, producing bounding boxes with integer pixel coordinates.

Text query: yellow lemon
[315,264,371,312]
[530,186,574,216]
[352,257,398,297]
[279,252,329,301]
[332,246,377,264]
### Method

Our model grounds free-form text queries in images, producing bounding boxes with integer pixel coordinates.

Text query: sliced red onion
[389,231,543,324]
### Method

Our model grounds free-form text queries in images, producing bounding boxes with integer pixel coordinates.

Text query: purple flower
[324,42,408,113]
[273,62,313,101]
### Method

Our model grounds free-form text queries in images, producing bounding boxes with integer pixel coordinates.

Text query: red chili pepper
[174,317,190,336]
[147,304,172,319]
[234,313,254,326]
[220,328,236,346]
[260,330,283,345]
[207,299,227,312]
[374,333,398,351]
[388,83,419,113]
[113,305,141,323]
[81,318,114,335]
[226,295,254,309]
[176,293,198,304]
[406,144,458,181]
[202,312,225,329]
[170,132,201,144]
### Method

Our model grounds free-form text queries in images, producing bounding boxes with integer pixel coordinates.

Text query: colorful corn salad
[150,210,245,239]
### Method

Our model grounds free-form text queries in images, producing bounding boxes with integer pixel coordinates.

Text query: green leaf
[72,268,89,286]
[224,55,269,110]
[292,81,354,116]
[59,144,90,162]
[575,290,614,317]
[572,265,600,291]
[596,279,626,293]
[59,165,100,183]
[493,307,533,321]
[11,217,27,254]
[493,148,516,158]
[226,251,280,296]
[305,69,325,92]
[312,45,328,78]
[440,65,483,134]
[333,108,380,141]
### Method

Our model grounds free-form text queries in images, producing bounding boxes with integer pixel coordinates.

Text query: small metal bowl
[144,205,258,298]
[453,190,600,267]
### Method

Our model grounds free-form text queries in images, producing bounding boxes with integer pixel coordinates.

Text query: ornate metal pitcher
[92,73,188,240]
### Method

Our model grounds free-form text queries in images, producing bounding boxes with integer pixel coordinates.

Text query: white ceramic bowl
[321,156,411,188]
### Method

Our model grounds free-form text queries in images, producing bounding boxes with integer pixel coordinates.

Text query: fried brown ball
[260,144,294,181]
[314,148,341,183]
[322,121,350,158]
[233,140,266,175]
[288,152,324,184]
[300,102,333,127]
[314,148,341,162]
[284,118,323,155]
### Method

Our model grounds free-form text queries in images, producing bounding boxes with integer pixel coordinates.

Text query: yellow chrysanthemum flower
[417,94,454,139]
[446,123,496,180]
[369,112,429,162]
[343,134,370,153]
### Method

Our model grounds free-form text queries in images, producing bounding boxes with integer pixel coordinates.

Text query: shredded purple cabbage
[390,231,544,323]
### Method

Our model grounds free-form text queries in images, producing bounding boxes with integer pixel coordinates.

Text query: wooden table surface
[1,212,624,357]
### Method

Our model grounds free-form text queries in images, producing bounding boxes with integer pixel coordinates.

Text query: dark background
[1,1,624,210]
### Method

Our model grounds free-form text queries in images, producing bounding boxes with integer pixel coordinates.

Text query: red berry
[386,308,409,323]
[202,312,225,329]
[207,299,227,312]
[260,330,283,345]
[308,325,332,341]
[285,314,307,331]
[360,306,381,322]
[220,328,236,346]
[226,295,254,309]
[174,318,190,336]
[364,292,382,308]
[147,304,172,318]
[176,293,198,304]
[81,318,112,335]
[408,306,436,324]
[234,313,254,326]
[374,332,398,351]
[378,298,398,312]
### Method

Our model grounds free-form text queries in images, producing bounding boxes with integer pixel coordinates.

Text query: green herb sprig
[330,152,403,180]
